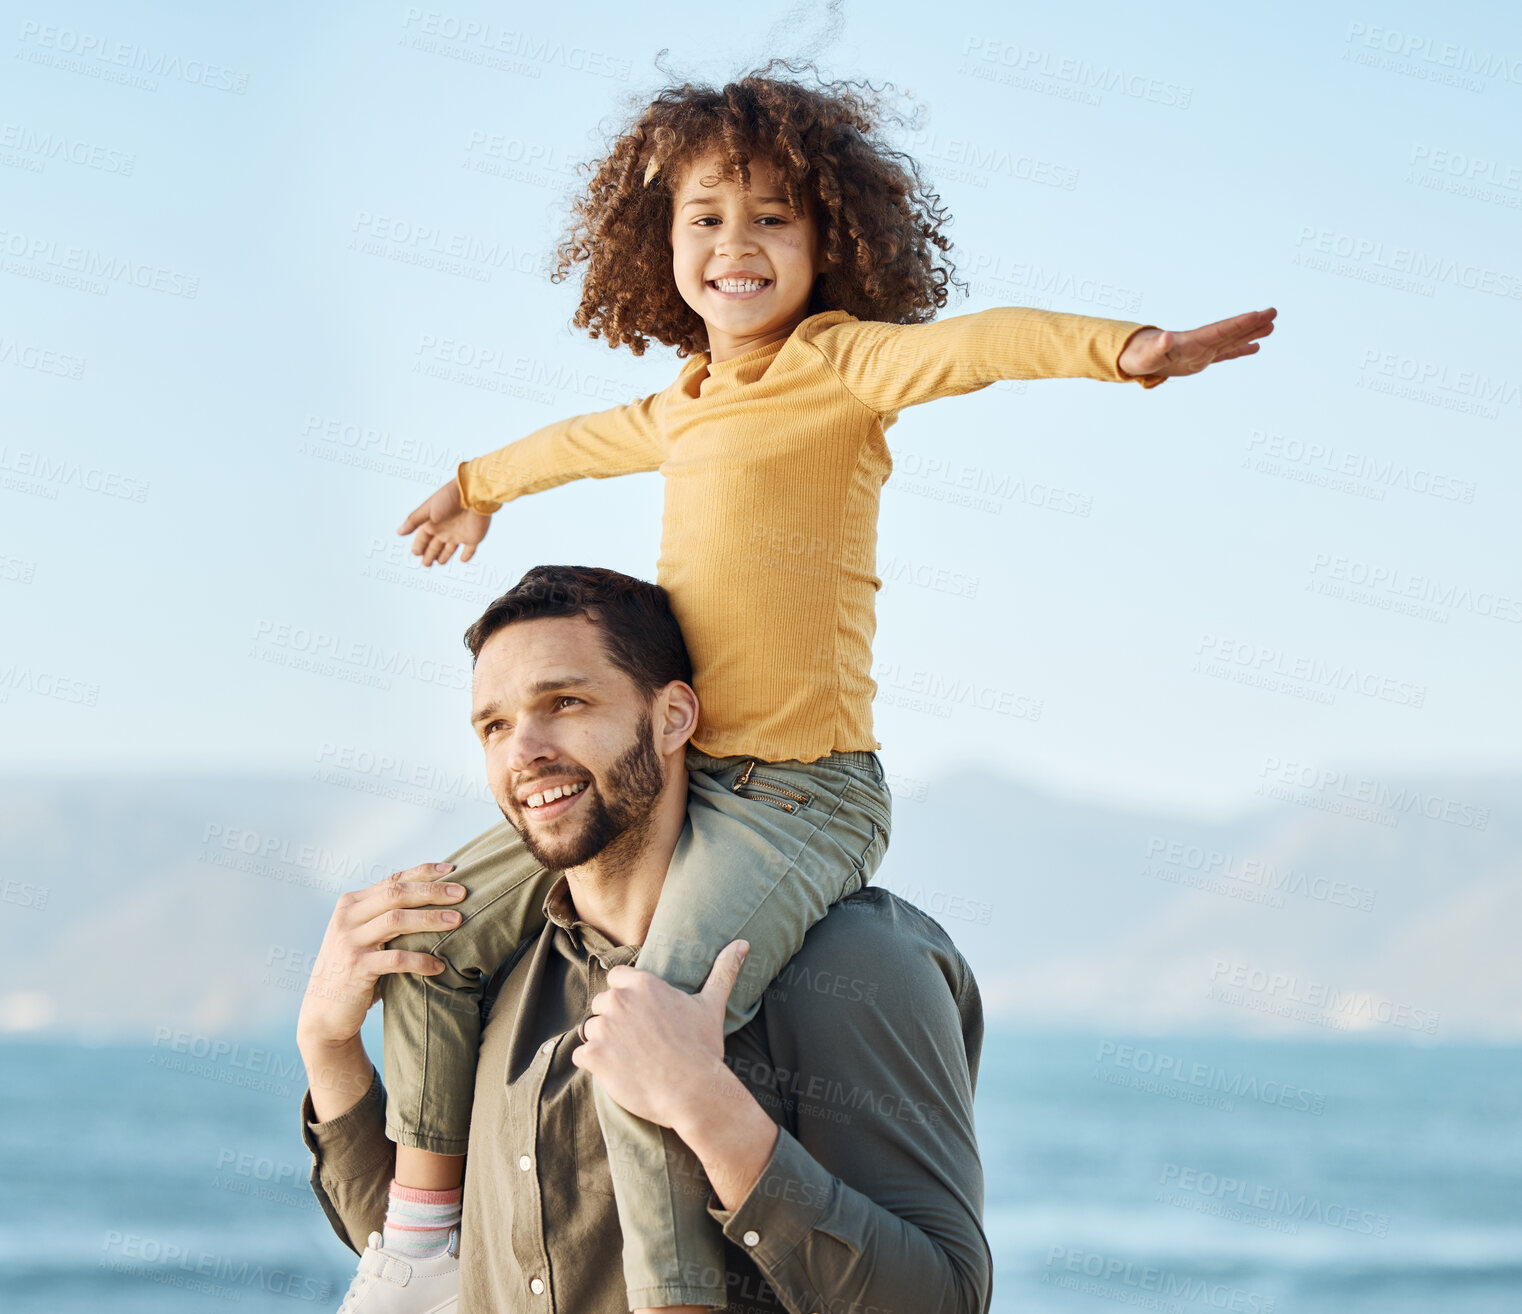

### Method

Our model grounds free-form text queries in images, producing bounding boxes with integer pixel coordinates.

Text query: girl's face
[669,152,826,363]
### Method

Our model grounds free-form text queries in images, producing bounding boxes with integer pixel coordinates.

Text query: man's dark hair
[464,565,692,696]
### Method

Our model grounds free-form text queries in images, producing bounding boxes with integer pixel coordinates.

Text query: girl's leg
[333,818,558,1307]
[380,817,559,1157]
[393,1147,466,1190]
[594,750,892,1310]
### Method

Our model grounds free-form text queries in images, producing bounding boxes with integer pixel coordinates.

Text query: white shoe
[335,1229,459,1313]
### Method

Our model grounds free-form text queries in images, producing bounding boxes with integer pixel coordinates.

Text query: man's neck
[562,766,688,947]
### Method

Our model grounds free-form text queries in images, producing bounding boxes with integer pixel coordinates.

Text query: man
[297,565,991,1312]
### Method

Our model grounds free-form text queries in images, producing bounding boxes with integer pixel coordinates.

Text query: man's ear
[653,680,700,755]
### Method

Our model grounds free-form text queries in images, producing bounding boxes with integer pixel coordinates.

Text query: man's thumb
[701,940,748,1008]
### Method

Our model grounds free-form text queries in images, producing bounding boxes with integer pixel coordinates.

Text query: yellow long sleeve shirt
[457,307,1164,762]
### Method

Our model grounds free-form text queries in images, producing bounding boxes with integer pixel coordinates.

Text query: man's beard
[505,711,665,873]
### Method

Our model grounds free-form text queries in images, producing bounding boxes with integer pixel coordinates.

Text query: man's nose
[504,720,557,774]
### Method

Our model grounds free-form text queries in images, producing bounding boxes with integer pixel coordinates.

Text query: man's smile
[518,778,590,819]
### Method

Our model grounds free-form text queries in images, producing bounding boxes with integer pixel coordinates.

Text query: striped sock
[382,1181,462,1259]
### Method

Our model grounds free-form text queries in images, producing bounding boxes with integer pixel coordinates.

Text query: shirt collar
[542,874,638,967]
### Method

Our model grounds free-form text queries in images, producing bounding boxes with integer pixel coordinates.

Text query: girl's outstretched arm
[809,304,1172,414]
[1118,307,1277,381]
[397,389,671,567]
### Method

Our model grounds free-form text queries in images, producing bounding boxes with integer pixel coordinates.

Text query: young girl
[351,64,1275,1314]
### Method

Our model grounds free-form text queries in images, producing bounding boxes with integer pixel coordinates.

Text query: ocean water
[3,1031,1518,1312]
[979,1033,1522,1314]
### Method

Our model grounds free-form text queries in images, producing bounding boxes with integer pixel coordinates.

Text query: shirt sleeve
[455,387,671,514]
[806,305,1167,418]
[300,1069,396,1256]
[710,891,992,1314]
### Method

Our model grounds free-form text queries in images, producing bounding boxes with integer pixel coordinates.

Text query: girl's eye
[691,215,786,227]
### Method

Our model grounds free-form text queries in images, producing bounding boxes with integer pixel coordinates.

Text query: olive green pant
[381,747,893,1309]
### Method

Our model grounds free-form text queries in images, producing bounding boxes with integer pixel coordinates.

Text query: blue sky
[3,0,1519,816]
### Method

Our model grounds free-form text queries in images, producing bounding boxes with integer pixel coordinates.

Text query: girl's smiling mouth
[708,275,772,297]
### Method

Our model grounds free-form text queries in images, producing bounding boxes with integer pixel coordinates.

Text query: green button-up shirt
[302,885,991,1313]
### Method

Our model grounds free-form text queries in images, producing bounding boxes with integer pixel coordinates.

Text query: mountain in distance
[876,766,1521,1042]
[1,767,1517,1043]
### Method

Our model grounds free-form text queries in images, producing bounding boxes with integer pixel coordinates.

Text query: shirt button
[529,1277,544,1295]
[540,1040,555,1056]
[742,1229,761,1247]
[518,1154,532,1171]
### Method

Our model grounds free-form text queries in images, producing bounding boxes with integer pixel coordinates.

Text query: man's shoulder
[763,888,985,1091]
[808,884,957,938]
[789,888,975,1004]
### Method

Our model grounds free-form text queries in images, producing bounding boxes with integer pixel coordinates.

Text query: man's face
[471,614,667,871]
[669,151,825,358]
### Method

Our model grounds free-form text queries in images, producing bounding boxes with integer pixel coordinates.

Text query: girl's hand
[398,479,492,567]
[1118,307,1277,381]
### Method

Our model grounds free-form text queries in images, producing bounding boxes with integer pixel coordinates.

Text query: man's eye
[553,696,582,710]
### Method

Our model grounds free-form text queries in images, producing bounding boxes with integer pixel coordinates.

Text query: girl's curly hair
[552,60,960,356]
